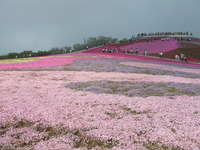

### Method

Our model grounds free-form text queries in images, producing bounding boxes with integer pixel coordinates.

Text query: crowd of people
[174,37,192,42]
[123,48,147,56]
[158,51,188,63]
[159,51,188,63]
[137,32,193,37]
[101,47,189,63]
[141,37,192,43]
[101,48,118,53]
[158,51,189,63]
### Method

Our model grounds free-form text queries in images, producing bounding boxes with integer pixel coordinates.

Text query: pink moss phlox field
[48,51,200,67]
[0,57,73,69]
[0,55,111,69]
[0,49,200,69]
[120,38,181,54]
[0,71,200,149]
[82,46,200,67]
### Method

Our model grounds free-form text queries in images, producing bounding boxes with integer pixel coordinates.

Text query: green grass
[14,120,34,128]
[123,107,146,115]
[0,57,42,64]
[74,130,118,149]
[144,141,183,150]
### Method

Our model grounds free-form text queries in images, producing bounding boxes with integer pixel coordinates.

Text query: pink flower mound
[120,38,181,54]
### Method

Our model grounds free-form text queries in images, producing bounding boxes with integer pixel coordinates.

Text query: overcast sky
[0,0,199,55]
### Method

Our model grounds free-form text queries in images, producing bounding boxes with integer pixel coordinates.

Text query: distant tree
[36,50,50,56]
[63,46,72,53]
[19,51,34,58]
[73,43,85,51]
[7,52,19,59]
[0,55,9,59]
[87,37,97,48]
[59,48,65,54]
[86,36,118,48]
[49,47,61,54]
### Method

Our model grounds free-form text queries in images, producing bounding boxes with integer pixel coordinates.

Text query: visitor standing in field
[143,49,147,56]
[175,54,180,60]
[180,52,184,61]
[159,51,163,58]
[135,48,139,54]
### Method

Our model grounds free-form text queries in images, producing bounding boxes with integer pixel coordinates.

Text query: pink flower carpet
[0,70,200,149]
[0,49,200,149]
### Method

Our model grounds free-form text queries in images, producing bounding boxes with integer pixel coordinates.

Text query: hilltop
[84,32,200,63]
[0,32,200,71]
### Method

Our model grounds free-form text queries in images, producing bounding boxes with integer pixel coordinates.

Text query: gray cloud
[0,0,200,55]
